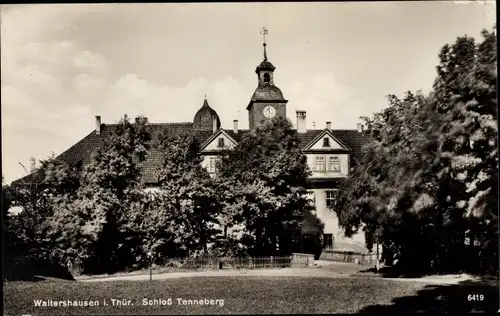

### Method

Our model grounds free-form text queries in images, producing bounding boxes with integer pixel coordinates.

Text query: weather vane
[260,26,268,61]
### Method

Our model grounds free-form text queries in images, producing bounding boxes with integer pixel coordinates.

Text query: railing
[161,256,294,270]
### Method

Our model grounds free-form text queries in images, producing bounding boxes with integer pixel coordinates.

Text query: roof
[12,126,371,186]
[250,84,286,102]
[330,238,370,255]
[255,60,276,73]
[193,99,221,130]
[298,129,370,162]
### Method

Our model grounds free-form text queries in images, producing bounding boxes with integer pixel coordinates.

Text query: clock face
[263,106,276,119]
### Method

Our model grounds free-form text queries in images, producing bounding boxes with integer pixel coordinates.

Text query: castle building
[13,29,372,256]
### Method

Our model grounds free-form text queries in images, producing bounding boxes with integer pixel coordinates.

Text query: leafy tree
[151,132,221,258]
[335,26,497,275]
[123,190,185,267]
[433,28,498,272]
[6,157,80,262]
[2,176,12,225]
[217,117,323,256]
[45,115,151,273]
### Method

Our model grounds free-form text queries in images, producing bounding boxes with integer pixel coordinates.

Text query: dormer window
[329,156,340,172]
[323,137,330,147]
[218,138,225,148]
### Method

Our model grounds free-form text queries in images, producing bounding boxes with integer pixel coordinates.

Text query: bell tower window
[263,72,270,83]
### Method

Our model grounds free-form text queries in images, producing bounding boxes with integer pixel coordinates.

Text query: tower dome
[193,98,221,130]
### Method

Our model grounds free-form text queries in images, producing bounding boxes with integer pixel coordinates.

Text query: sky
[1,2,496,184]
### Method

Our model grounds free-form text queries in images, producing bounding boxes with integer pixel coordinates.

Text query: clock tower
[247,27,288,130]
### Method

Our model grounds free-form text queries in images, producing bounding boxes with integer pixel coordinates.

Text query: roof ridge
[149,122,193,126]
[305,129,359,132]
[106,122,193,126]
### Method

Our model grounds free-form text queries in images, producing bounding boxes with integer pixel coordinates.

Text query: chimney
[233,120,238,134]
[357,123,364,133]
[212,116,218,133]
[95,115,101,135]
[326,121,331,130]
[296,110,306,133]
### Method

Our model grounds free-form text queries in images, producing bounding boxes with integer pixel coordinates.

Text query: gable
[303,130,350,151]
[200,130,237,151]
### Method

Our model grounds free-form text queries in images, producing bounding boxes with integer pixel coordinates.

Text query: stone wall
[319,250,378,265]
[291,253,314,268]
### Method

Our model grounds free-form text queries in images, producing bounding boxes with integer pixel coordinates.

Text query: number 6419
[468,294,484,301]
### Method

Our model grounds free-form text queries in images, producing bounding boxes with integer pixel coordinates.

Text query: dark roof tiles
[12,125,371,185]
[193,99,221,130]
[250,85,286,102]
[255,60,276,72]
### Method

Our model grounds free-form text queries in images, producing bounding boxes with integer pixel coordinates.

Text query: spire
[260,26,268,61]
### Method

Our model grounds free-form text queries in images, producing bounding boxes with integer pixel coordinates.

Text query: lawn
[4,276,497,314]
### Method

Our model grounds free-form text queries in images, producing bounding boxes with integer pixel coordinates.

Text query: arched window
[263,72,270,83]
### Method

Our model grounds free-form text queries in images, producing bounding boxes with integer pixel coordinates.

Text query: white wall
[201,155,220,176]
[203,133,236,151]
[312,189,366,246]
[144,187,161,194]
[308,134,345,150]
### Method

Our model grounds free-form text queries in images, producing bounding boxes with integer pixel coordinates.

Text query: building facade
[13,35,372,256]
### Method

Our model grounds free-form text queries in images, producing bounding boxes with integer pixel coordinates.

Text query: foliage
[6,157,80,262]
[335,26,497,274]
[44,115,151,274]
[216,117,323,256]
[2,176,13,225]
[144,131,222,260]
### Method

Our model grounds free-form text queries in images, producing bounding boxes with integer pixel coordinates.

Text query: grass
[4,276,497,314]
[75,266,215,280]
[76,265,291,281]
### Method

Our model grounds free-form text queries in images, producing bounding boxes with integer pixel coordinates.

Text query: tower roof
[255,60,276,74]
[250,85,285,101]
[193,98,221,130]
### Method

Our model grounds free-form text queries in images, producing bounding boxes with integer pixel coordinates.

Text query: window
[323,234,333,249]
[209,157,218,173]
[326,190,337,208]
[314,156,326,171]
[323,137,330,147]
[75,160,83,172]
[329,156,340,172]
[217,137,225,148]
[306,190,316,211]
[263,72,270,83]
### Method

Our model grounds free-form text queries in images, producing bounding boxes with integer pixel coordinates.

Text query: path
[77,261,486,285]
[78,267,345,282]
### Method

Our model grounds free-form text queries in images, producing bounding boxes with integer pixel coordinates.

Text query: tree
[433,28,498,273]
[45,115,151,274]
[2,176,12,225]
[217,117,323,256]
[6,156,80,262]
[151,131,221,258]
[335,26,497,275]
